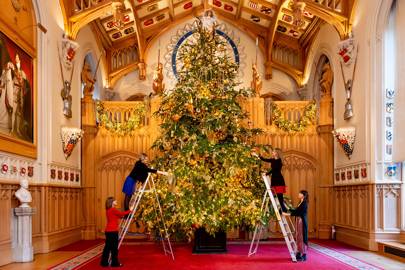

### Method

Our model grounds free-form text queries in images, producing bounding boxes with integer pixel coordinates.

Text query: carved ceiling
[60,0,356,87]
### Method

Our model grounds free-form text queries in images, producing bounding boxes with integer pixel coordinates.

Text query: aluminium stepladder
[248,174,297,262]
[118,173,175,260]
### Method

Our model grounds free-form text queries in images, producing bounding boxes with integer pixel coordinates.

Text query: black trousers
[124,194,131,211]
[100,232,120,266]
[277,193,288,212]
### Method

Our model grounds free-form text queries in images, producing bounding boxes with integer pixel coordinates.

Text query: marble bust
[15,179,32,208]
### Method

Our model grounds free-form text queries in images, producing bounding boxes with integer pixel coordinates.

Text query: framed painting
[0,29,36,158]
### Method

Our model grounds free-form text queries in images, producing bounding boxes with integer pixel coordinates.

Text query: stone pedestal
[13,207,36,262]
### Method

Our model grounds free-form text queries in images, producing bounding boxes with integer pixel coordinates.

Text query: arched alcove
[81,52,101,100]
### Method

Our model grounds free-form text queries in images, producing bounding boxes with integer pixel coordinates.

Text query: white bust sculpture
[15,179,32,208]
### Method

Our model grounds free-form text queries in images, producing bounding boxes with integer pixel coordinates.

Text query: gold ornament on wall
[152,63,165,95]
[251,37,262,96]
[153,41,165,94]
[251,63,262,96]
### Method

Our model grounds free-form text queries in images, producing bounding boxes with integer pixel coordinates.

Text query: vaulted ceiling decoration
[59,0,356,87]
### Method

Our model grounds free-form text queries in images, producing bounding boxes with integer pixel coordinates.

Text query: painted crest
[61,36,79,70]
[337,37,357,66]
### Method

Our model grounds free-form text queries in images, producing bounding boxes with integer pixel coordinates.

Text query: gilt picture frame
[0,27,36,158]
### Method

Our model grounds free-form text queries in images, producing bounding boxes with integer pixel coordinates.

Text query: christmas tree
[143,15,264,240]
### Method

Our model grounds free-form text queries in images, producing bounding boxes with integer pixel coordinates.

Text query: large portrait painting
[0,30,34,153]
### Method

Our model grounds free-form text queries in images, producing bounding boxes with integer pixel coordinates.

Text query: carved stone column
[81,98,97,239]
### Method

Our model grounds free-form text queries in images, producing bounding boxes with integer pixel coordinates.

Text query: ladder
[118,173,175,260]
[248,174,297,262]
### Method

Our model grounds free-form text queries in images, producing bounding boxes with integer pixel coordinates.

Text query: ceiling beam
[92,20,113,49]
[265,0,288,80]
[272,61,304,87]
[168,0,175,20]
[129,0,146,63]
[139,7,170,21]
[299,17,322,49]
[300,0,349,39]
[235,0,244,20]
[136,0,160,9]
[238,18,268,35]
[69,3,112,39]
[59,0,73,36]
[109,61,140,87]
[241,7,272,22]
[203,0,209,11]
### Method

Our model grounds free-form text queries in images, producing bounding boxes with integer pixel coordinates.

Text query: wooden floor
[0,244,404,270]
[346,251,404,270]
[0,251,81,270]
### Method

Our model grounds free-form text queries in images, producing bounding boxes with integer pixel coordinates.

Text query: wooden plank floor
[0,251,81,270]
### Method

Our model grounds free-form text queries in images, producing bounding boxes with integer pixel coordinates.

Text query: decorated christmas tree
[142,15,265,240]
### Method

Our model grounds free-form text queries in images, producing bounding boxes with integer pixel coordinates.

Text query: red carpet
[311,239,363,252]
[73,243,367,270]
[56,240,104,251]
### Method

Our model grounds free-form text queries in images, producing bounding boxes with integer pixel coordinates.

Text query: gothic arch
[312,55,333,102]
[282,150,317,171]
[98,150,139,172]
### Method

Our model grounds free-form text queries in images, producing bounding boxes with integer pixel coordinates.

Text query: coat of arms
[338,37,357,66]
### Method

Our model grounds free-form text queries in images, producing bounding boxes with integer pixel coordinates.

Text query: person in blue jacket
[122,153,167,210]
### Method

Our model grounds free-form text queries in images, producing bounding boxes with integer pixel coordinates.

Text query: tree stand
[193,228,227,254]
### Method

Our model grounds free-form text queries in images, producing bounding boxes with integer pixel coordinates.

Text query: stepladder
[248,174,297,262]
[118,173,175,260]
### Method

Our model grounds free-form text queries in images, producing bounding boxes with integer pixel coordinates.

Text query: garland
[96,101,146,136]
[271,102,316,133]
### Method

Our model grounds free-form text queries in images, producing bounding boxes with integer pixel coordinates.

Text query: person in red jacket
[100,197,131,267]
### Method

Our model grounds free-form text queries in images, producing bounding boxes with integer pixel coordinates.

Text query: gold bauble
[172,114,181,122]
[185,103,194,114]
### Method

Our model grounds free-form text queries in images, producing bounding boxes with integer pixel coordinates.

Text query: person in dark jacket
[122,153,167,211]
[284,190,308,262]
[100,197,131,267]
[255,148,288,212]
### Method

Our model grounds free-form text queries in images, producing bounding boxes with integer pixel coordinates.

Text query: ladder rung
[137,189,153,193]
